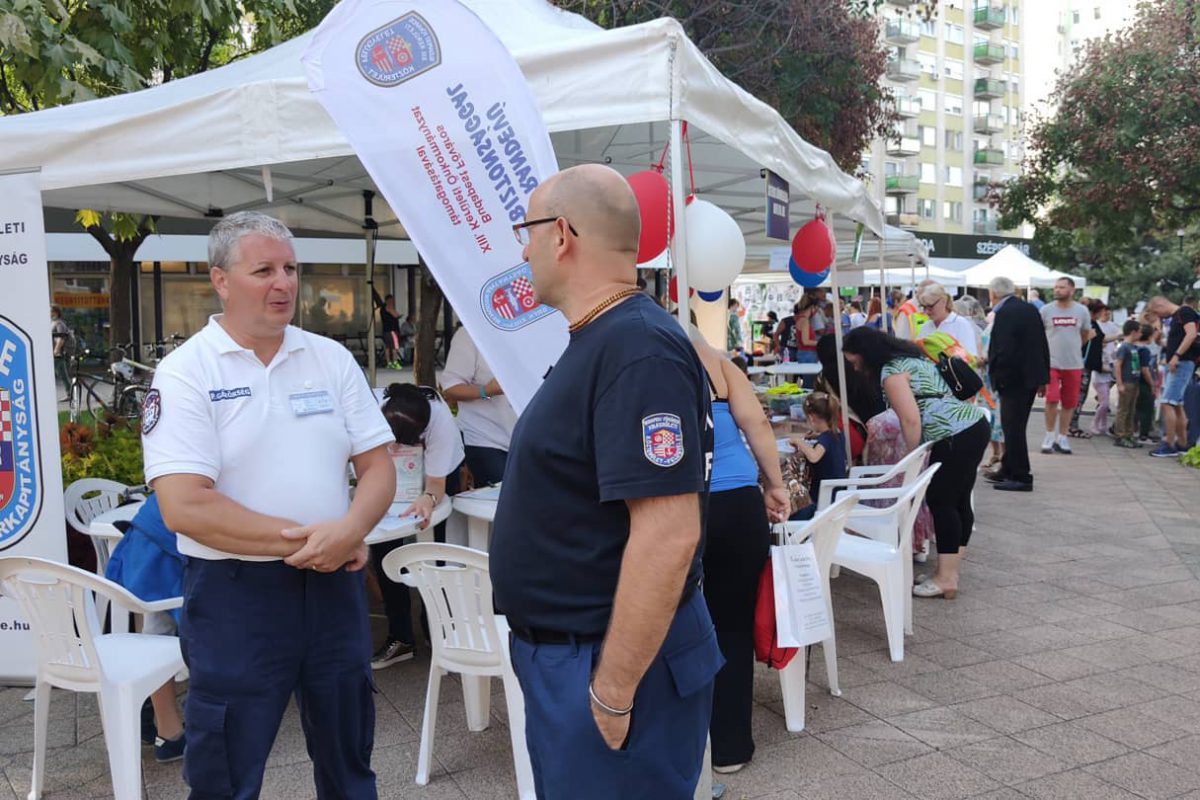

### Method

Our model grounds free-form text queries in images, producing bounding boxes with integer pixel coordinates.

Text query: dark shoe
[983,469,1007,483]
[371,638,415,670]
[154,732,185,763]
[1149,443,1179,458]
[993,480,1033,492]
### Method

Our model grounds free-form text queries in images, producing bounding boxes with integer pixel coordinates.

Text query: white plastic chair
[0,557,183,800]
[63,479,132,576]
[381,543,534,800]
[830,464,940,662]
[816,441,932,511]
[775,492,858,732]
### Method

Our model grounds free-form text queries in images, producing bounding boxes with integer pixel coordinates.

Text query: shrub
[60,413,144,487]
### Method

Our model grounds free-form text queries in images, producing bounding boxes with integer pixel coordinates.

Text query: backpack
[916,331,983,401]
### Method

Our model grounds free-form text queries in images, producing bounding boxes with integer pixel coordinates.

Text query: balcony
[886,137,921,157]
[887,0,915,6]
[973,179,992,201]
[974,147,1005,167]
[974,42,1005,64]
[885,19,921,44]
[887,58,921,82]
[885,175,920,195]
[888,212,922,229]
[974,4,1006,29]
[974,219,1000,234]
[896,95,921,118]
[974,77,1005,98]
[973,113,1005,133]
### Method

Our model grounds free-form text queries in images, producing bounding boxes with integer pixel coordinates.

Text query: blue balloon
[789,257,830,288]
[697,289,724,302]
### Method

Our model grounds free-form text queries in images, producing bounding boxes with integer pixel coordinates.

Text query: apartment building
[867,0,1026,245]
[1025,0,1138,113]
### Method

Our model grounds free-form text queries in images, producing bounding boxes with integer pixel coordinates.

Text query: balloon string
[654,141,669,173]
[683,121,696,198]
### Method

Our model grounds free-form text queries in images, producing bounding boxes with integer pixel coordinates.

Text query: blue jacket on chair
[104,494,184,625]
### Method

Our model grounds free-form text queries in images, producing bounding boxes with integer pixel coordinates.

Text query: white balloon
[684,199,746,292]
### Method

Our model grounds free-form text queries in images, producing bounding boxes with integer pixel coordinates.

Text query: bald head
[536,164,641,257]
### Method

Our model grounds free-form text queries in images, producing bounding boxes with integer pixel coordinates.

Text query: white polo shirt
[142,315,394,561]
[440,327,517,452]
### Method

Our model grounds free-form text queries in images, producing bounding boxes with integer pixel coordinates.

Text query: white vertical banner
[0,168,67,683]
[302,0,565,411]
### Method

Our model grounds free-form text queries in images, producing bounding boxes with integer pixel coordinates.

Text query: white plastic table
[765,362,822,388]
[88,501,143,542]
[364,497,453,546]
[450,485,501,552]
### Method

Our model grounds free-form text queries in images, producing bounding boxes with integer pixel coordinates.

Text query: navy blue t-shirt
[810,430,847,499]
[490,293,713,634]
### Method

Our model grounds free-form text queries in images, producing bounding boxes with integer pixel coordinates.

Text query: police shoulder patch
[642,413,684,468]
[141,389,162,436]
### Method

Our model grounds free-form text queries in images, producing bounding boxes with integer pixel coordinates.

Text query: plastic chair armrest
[848,465,891,478]
[139,596,183,614]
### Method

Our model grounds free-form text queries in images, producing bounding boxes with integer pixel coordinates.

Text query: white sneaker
[1053,436,1073,455]
[1041,434,1055,454]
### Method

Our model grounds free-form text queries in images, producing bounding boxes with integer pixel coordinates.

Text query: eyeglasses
[920,302,941,311]
[512,217,578,246]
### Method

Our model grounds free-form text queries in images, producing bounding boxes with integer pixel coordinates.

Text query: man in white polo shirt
[143,211,395,799]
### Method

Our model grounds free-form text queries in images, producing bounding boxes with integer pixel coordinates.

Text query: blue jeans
[510,591,723,799]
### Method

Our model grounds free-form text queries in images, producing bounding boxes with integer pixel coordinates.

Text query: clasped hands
[281,517,368,573]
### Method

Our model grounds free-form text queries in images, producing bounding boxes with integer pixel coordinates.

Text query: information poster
[0,168,67,683]
[771,542,833,648]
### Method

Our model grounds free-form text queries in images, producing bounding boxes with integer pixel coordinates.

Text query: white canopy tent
[0,0,883,243]
[959,245,1087,289]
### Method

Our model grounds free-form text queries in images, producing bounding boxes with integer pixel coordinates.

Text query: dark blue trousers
[464,445,508,487]
[179,558,376,800]
[509,591,723,800]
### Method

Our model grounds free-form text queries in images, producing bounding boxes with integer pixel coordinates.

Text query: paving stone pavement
[2,415,1199,799]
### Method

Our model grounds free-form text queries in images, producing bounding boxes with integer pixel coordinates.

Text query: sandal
[1067,429,1092,439]
[981,454,1002,469]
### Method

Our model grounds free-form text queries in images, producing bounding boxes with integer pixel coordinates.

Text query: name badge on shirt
[289,390,334,416]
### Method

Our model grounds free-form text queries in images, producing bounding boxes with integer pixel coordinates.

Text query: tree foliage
[554,0,923,173]
[995,0,1200,303]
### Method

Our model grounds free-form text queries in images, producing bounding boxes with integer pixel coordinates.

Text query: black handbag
[933,353,983,401]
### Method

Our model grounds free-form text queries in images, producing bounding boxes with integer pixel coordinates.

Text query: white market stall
[959,245,1087,289]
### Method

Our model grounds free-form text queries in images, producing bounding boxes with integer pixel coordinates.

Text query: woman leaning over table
[842,327,989,600]
[689,327,790,774]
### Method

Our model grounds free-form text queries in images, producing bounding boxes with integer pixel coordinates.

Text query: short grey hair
[208,211,294,270]
[990,276,1016,298]
[916,282,952,313]
[954,294,985,323]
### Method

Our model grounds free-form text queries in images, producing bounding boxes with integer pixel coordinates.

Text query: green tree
[554,0,929,173]
[995,0,1200,303]
[0,0,336,348]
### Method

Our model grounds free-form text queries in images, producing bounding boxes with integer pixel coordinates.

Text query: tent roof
[0,0,885,247]
[959,245,1087,288]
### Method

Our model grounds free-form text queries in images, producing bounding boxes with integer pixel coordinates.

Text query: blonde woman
[916,282,981,357]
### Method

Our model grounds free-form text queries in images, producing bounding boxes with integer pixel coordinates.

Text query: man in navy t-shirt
[490,164,720,799]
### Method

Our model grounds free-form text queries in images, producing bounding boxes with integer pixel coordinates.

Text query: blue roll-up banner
[303,0,563,412]
[0,168,67,683]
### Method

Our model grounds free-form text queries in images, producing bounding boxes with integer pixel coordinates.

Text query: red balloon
[668,275,695,304]
[791,219,836,274]
[627,170,673,263]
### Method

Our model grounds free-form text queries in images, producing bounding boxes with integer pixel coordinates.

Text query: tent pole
[669,119,690,329]
[363,190,378,387]
[878,235,888,333]
[830,215,853,466]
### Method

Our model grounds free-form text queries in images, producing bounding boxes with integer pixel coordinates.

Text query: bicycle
[67,348,156,424]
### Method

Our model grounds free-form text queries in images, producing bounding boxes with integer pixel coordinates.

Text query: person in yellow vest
[892,279,936,340]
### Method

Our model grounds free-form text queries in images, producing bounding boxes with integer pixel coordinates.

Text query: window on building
[1072,10,1080,23]
[918,89,939,110]
[920,125,937,147]
[943,58,963,81]
[884,161,900,177]
[920,162,937,184]
[945,94,964,115]
[918,52,938,79]
[944,23,964,44]
[918,198,936,219]
[1094,7,1101,19]
[945,130,963,151]
[974,208,990,223]
[945,166,963,186]
[1010,44,1019,60]
[944,201,964,222]
[1010,6,1019,24]
[885,196,899,215]
[920,18,937,36]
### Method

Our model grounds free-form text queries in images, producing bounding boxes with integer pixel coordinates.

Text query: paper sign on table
[770,542,833,647]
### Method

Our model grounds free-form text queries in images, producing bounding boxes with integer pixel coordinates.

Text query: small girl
[787,392,847,520]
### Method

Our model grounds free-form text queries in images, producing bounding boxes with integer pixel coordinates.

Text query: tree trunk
[84,224,147,357]
[413,259,443,387]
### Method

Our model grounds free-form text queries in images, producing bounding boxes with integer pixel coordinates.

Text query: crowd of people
[84,177,1197,800]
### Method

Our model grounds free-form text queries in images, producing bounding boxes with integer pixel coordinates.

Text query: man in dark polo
[490,164,721,799]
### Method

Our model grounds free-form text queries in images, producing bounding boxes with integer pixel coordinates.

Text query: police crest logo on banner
[356,13,442,87]
[0,316,43,551]
[480,263,552,331]
[642,413,684,468]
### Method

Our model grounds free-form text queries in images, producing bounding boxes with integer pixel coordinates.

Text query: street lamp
[1178,228,1186,252]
